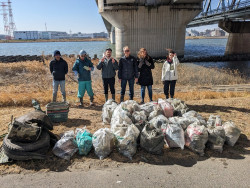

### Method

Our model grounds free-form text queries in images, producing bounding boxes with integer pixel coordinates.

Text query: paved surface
[1,155,250,188]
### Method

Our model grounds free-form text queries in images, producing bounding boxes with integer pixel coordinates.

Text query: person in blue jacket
[72,50,94,107]
[49,50,68,102]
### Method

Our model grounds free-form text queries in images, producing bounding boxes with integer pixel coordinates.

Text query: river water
[0,39,249,78]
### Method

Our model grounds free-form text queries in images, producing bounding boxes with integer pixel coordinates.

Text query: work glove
[83,66,90,71]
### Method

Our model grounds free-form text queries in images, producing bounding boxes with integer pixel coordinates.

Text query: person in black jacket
[49,50,68,102]
[137,48,155,104]
[118,46,138,102]
[97,48,119,102]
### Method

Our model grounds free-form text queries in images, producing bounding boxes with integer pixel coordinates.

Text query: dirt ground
[0,96,249,175]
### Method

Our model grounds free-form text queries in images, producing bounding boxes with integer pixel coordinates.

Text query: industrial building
[14,31,108,40]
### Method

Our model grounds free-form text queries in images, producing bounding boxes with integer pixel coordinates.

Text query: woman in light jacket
[161,50,180,99]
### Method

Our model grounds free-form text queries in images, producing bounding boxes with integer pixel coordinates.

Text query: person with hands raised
[161,50,180,99]
[97,48,119,102]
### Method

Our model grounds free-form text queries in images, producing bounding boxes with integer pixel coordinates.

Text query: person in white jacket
[161,50,180,99]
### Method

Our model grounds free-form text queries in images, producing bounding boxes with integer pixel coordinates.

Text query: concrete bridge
[96,0,203,58]
[96,0,250,58]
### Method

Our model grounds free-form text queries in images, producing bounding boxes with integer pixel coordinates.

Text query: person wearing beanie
[72,50,94,107]
[97,48,119,102]
[49,50,68,102]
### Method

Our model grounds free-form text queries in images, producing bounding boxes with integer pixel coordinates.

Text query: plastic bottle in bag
[207,126,226,153]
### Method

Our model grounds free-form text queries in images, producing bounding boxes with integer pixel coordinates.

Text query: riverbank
[0,38,109,43]
[186,36,228,40]
[1,54,250,63]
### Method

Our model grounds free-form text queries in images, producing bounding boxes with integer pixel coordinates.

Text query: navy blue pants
[121,79,134,100]
[103,77,115,94]
[164,80,177,98]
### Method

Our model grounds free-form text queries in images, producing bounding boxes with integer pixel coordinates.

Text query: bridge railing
[195,1,250,19]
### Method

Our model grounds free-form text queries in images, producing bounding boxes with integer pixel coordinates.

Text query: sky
[0,0,241,35]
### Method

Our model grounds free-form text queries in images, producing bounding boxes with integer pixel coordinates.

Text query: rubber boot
[120,95,124,103]
[52,94,57,102]
[90,96,94,106]
[79,97,83,107]
[112,94,115,101]
[105,94,108,102]
[63,94,66,103]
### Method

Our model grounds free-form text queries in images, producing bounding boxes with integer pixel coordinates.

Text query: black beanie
[54,50,61,57]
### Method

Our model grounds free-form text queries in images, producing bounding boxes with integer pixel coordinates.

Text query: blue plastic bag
[76,129,93,156]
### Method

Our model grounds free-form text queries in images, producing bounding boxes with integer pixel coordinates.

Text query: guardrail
[195,1,250,19]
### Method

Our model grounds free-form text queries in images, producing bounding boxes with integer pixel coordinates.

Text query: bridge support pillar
[98,3,201,58]
[110,28,115,44]
[219,21,250,55]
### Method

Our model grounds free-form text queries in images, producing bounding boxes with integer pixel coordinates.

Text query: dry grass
[153,61,248,86]
[0,57,249,107]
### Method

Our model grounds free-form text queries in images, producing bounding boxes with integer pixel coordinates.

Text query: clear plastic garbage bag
[149,114,170,130]
[163,124,185,149]
[158,98,174,118]
[114,124,140,160]
[222,121,241,146]
[185,122,208,156]
[92,128,115,160]
[207,126,226,153]
[207,115,222,128]
[140,123,164,155]
[102,99,118,125]
[52,130,78,161]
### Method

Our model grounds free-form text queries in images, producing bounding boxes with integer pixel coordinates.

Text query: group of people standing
[49,46,180,106]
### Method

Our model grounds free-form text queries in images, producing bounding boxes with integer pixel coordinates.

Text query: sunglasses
[124,50,130,52]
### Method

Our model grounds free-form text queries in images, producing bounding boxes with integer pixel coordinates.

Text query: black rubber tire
[3,145,49,160]
[3,131,50,152]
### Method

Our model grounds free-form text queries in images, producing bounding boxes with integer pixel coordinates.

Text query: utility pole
[0,2,10,38]
[7,0,16,38]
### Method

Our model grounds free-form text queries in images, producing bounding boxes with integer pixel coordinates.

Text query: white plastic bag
[92,128,115,160]
[183,111,207,126]
[207,126,226,153]
[222,121,241,146]
[185,122,208,156]
[52,130,78,161]
[169,117,193,130]
[207,115,222,128]
[166,98,189,115]
[158,98,174,118]
[140,102,158,117]
[140,123,164,155]
[102,99,118,124]
[148,104,164,121]
[115,124,140,160]
[163,124,185,149]
[132,111,147,132]
[149,114,170,130]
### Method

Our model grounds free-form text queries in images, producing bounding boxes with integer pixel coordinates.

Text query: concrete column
[115,27,124,58]
[219,21,250,55]
[110,28,115,44]
[100,5,201,58]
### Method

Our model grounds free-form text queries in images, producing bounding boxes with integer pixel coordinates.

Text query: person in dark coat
[118,46,139,102]
[49,50,68,102]
[97,48,119,102]
[137,48,155,104]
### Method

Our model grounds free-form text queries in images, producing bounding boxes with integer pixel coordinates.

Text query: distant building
[185,31,191,36]
[14,31,39,40]
[14,31,108,40]
[93,32,108,38]
[211,29,226,37]
[190,29,200,36]
[0,34,7,40]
